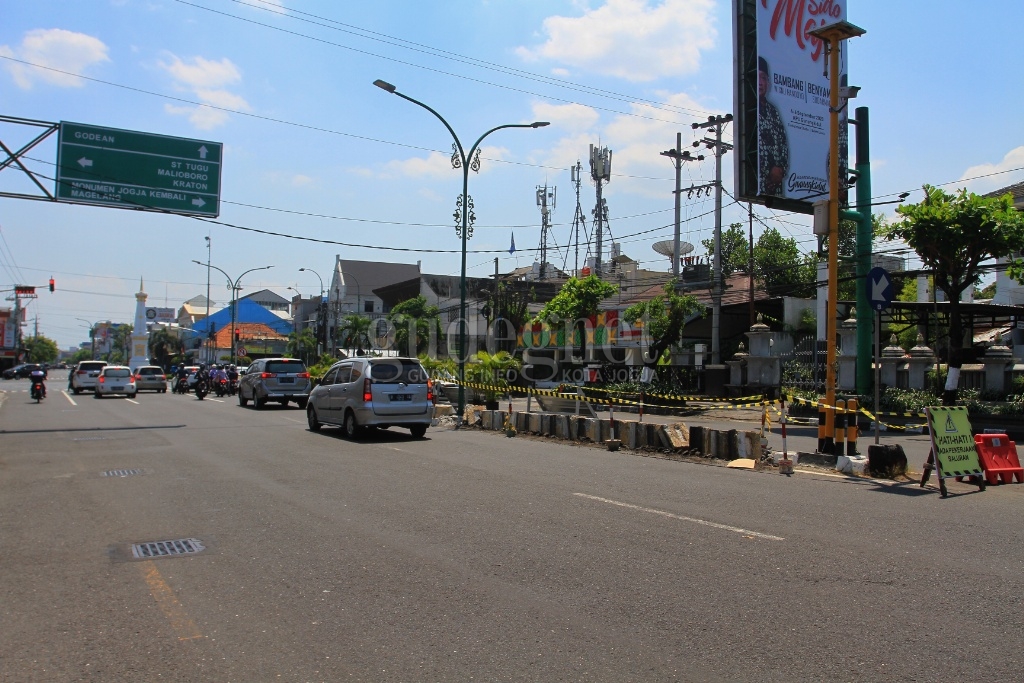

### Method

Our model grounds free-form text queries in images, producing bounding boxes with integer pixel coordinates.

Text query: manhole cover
[102,469,144,477]
[131,538,205,559]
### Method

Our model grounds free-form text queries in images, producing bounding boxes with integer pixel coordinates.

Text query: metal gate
[780,334,827,393]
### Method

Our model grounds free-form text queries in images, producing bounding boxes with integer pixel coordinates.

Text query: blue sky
[2,0,1022,349]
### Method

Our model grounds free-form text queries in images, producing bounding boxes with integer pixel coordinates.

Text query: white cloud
[531,102,599,133]
[959,146,1024,196]
[0,28,109,89]
[537,91,716,199]
[158,54,250,130]
[374,146,510,180]
[516,0,717,82]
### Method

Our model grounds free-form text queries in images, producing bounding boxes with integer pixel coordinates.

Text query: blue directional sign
[867,267,893,311]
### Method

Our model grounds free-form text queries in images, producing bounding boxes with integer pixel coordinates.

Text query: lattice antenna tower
[589,144,613,277]
[535,184,556,280]
[567,161,591,276]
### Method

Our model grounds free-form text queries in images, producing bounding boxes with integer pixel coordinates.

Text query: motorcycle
[195,379,209,400]
[174,376,190,394]
[215,378,228,397]
[227,378,238,396]
[30,379,45,403]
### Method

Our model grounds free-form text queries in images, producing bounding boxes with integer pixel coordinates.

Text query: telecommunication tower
[535,184,556,280]
[589,144,612,277]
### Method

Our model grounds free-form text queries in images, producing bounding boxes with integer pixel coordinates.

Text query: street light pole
[373,78,548,422]
[76,318,99,360]
[299,267,325,357]
[808,20,865,453]
[193,261,273,365]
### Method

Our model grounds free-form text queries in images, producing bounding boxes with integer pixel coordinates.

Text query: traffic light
[234,329,240,342]
[48,277,55,292]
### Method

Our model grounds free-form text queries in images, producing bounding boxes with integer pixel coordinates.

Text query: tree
[882,185,1024,403]
[148,327,183,370]
[287,327,317,363]
[752,227,816,297]
[338,314,372,354]
[22,335,58,363]
[531,274,616,356]
[701,222,750,275]
[387,295,442,356]
[622,281,704,367]
[108,323,132,363]
[481,281,535,353]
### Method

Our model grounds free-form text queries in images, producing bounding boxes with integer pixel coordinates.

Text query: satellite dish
[652,240,693,264]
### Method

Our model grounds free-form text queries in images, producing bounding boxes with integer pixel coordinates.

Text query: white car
[69,360,108,394]
[94,365,137,398]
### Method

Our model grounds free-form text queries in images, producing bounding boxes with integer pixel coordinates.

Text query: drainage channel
[102,468,144,477]
[131,538,206,559]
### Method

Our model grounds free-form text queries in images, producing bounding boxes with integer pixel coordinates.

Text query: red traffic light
[49,277,55,292]
[234,329,240,341]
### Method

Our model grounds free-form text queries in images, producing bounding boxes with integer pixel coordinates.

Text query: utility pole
[535,184,555,280]
[692,114,733,366]
[589,144,612,277]
[660,134,703,280]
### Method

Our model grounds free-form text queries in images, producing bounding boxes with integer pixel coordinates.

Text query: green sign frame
[55,121,222,216]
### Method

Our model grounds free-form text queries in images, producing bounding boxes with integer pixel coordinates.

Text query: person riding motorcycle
[175,364,189,393]
[194,364,210,398]
[28,367,46,399]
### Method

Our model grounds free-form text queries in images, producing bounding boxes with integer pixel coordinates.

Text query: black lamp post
[372,78,548,422]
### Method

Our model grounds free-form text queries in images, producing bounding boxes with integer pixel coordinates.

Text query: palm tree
[287,327,317,363]
[149,327,184,370]
[339,314,372,354]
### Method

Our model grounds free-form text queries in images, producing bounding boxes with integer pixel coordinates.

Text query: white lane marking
[63,391,77,406]
[208,398,225,403]
[573,493,785,541]
[126,398,140,405]
[283,417,305,424]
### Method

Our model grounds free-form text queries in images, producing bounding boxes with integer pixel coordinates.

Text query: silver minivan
[238,358,311,409]
[306,357,433,438]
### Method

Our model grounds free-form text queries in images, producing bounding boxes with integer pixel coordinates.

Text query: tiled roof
[211,322,286,347]
[985,181,1024,208]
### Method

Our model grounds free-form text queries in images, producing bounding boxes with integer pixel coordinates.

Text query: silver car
[306,357,433,438]
[134,366,168,393]
[238,357,311,409]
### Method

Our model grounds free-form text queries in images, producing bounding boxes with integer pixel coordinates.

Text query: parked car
[94,365,137,398]
[3,363,44,380]
[305,356,433,438]
[134,366,168,393]
[238,358,311,409]
[68,360,108,394]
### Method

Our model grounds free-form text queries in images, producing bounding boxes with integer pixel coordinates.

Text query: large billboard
[734,0,848,214]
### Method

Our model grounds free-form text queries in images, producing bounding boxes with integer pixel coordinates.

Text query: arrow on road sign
[872,272,890,301]
[192,198,206,208]
[198,145,208,159]
[77,157,93,168]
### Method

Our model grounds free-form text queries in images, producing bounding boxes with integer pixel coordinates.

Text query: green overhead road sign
[55,121,222,217]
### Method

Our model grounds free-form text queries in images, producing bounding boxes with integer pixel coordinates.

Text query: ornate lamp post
[373,79,548,422]
[192,261,273,365]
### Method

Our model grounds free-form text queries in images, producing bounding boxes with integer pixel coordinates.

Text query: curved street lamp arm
[466,122,549,163]
[234,264,274,291]
[376,81,466,164]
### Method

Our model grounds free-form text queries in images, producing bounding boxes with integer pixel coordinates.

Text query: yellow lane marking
[138,560,203,641]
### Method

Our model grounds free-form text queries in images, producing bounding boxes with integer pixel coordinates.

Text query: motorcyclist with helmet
[28,367,47,399]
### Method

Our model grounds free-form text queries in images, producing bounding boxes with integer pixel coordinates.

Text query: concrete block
[528,413,542,434]
[555,415,570,439]
[542,414,556,436]
[624,421,639,449]
[664,423,690,450]
[656,426,673,450]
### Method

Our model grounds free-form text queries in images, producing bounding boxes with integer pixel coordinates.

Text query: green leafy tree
[531,274,616,356]
[387,295,442,356]
[701,222,750,276]
[107,323,132,363]
[69,347,93,364]
[622,281,705,367]
[753,227,816,297]
[338,314,372,353]
[287,327,317,363]
[882,185,1024,403]
[148,327,183,370]
[22,335,58,363]
[481,281,535,353]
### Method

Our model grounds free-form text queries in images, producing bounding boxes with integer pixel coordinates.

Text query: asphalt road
[2,374,1023,682]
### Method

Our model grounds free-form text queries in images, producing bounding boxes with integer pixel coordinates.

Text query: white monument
[128,277,150,371]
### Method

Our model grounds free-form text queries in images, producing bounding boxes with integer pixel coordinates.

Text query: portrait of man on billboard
[757,56,790,197]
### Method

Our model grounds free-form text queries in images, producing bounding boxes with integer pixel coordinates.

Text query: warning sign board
[925,406,984,479]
